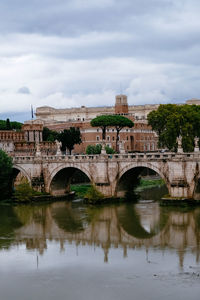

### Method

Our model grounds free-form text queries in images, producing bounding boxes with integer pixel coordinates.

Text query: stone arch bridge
[12,152,200,200]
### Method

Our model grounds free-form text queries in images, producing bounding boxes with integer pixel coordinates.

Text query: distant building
[0,121,56,155]
[35,95,159,153]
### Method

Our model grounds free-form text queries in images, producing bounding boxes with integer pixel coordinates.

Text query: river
[0,187,200,300]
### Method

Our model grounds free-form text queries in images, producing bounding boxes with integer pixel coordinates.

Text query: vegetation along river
[0,186,200,300]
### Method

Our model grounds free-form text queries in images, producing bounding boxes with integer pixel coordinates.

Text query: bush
[86,144,102,154]
[14,182,44,202]
[105,146,115,154]
[84,185,104,204]
[86,144,115,155]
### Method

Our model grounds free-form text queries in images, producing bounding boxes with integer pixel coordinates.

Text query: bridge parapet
[12,151,200,163]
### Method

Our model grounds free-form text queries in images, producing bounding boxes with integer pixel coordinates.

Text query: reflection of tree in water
[52,202,91,233]
[0,205,22,249]
[14,205,48,226]
[117,203,168,239]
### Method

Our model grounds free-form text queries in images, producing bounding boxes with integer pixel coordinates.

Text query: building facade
[35,95,158,153]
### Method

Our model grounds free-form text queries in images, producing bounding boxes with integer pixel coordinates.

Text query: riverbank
[135,178,165,191]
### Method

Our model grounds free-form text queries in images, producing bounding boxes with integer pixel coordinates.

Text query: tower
[115,95,128,115]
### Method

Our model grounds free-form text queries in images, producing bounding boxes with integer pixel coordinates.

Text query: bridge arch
[47,164,93,196]
[115,162,169,198]
[12,165,32,185]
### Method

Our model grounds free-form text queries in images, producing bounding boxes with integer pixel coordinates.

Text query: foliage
[86,144,102,154]
[58,127,82,154]
[0,150,13,200]
[148,104,200,152]
[139,178,165,188]
[13,182,44,202]
[0,119,22,130]
[42,127,58,142]
[43,127,82,154]
[84,185,104,204]
[70,184,91,198]
[90,115,134,151]
[105,145,115,154]
[86,144,115,154]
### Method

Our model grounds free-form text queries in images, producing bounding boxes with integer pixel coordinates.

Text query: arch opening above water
[49,167,91,196]
[11,166,31,188]
[116,165,168,200]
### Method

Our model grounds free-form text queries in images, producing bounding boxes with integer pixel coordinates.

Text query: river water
[0,189,200,300]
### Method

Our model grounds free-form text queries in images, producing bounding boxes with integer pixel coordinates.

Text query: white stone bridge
[12,151,200,200]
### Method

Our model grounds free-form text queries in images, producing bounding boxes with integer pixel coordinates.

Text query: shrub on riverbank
[84,185,104,204]
[14,183,46,202]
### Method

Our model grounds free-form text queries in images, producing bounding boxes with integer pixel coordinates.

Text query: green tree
[42,127,58,141]
[90,115,134,152]
[147,104,200,152]
[0,150,13,200]
[0,119,22,130]
[10,121,22,130]
[6,118,11,130]
[58,127,82,154]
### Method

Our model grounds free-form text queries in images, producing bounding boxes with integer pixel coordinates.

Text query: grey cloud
[18,86,31,94]
[0,0,200,120]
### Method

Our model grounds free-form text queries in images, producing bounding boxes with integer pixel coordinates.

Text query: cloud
[18,86,31,94]
[0,0,200,120]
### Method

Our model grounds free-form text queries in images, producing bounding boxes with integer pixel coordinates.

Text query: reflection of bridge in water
[3,201,200,266]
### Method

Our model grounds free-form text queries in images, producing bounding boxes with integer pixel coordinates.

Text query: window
[96,136,100,141]
[112,136,115,141]
[107,136,110,141]
[127,136,129,140]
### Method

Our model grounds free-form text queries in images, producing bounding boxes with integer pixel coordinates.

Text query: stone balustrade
[12,151,200,164]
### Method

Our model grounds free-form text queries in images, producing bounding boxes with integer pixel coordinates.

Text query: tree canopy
[42,127,58,142]
[0,150,13,200]
[58,127,82,154]
[147,104,200,152]
[90,115,134,151]
[0,119,22,130]
[43,127,82,154]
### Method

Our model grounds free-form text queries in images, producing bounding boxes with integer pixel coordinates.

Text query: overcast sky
[0,0,200,121]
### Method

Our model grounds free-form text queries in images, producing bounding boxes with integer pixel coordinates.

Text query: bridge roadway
[12,151,200,200]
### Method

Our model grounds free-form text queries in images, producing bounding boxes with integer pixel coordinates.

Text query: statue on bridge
[194,137,199,152]
[35,142,41,157]
[55,140,62,156]
[176,136,183,153]
[119,141,125,154]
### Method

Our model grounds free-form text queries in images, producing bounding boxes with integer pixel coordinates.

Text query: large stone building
[35,95,159,153]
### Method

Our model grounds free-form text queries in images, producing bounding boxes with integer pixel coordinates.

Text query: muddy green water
[0,191,200,299]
